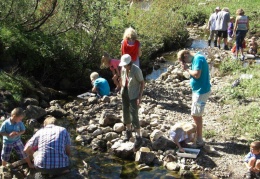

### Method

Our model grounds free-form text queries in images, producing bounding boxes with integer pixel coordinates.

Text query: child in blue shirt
[0,108,34,168]
[244,141,260,179]
[90,72,110,97]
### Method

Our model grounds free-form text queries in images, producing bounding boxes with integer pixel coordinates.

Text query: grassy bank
[218,60,260,141]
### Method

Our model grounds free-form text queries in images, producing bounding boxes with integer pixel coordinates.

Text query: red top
[121,39,140,61]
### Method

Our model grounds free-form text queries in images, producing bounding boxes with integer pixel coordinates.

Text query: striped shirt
[236,15,248,31]
[27,124,71,169]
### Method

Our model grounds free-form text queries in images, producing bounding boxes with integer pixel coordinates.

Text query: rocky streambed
[1,46,256,179]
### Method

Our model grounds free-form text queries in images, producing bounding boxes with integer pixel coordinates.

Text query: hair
[44,116,56,127]
[90,72,99,81]
[177,50,190,61]
[230,16,234,21]
[172,122,196,135]
[100,52,111,69]
[250,141,260,150]
[236,9,245,15]
[11,107,25,117]
[123,27,137,41]
[222,7,229,12]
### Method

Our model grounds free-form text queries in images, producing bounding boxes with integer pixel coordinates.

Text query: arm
[137,80,145,106]
[138,47,142,57]
[186,69,201,79]
[65,145,71,157]
[174,137,185,153]
[232,18,238,36]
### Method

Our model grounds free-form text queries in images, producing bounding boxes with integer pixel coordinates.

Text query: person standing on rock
[207,6,221,47]
[121,27,142,67]
[215,7,230,50]
[119,54,145,150]
[232,8,249,60]
[177,50,211,147]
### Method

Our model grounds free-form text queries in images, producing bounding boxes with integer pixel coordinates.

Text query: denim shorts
[191,91,211,117]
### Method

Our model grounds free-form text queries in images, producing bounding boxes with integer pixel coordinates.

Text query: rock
[135,150,155,164]
[88,97,98,104]
[104,132,119,141]
[99,110,121,127]
[25,105,46,120]
[152,136,176,151]
[46,105,67,117]
[165,162,180,171]
[112,142,134,159]
[150,129,164,142]
[113,123,125,132]
[23,98,39,106]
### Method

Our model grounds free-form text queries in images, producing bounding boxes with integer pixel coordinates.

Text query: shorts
[217,31,228,38]
[1,139,27,161]
[191,91,211,117]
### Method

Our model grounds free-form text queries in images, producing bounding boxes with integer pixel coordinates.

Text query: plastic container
[176,148,200,158]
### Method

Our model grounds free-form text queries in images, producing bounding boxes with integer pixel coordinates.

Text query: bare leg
[2,160,7,166]
[192,116,203,140]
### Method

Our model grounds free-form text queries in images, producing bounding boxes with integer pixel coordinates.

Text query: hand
[137,96,142,106]
[179,147,185,153]
[9,132,18,137]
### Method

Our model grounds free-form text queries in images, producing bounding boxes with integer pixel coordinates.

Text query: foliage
[219,59,243,76]
[0,72,33,102]
[203,129,216,139]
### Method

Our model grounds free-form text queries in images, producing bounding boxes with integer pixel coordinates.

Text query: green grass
[218,60,260,141]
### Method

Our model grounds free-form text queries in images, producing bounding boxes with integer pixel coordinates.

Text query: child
[100,52,121,91]
[227,17,234,49]
[0,108,34,168]
[90,72,110,97]
[121,27,142,67]
[169,122,197,152]
[244,141,260,179]
[231,40,246,59]
[247,37,258,56]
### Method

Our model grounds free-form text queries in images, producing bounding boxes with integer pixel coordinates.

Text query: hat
[119,54,132,66]
[215,6,220,10]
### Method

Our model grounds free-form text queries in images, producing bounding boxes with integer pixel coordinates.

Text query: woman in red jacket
[121,27,142,67]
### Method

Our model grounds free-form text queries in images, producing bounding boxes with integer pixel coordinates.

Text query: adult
[215,7,230,50]
[90,72,110,97]
[119,54,145,150]
[233,8,249,60]
[177,50,211,147]
[207,6,221,47]
[24,116,71,176]
[121,27,142,67]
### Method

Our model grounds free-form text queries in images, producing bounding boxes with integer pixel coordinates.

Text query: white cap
[215,6,220,10]
[119,54,132,66]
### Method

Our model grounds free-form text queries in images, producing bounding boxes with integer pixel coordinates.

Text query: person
[169,122,197,153]
[215,7,230,50]
[121,27,142,67]
[227,17,235,49]
[232,8,249,60]
[90,72,110,97]
[231,40,246,56]
[119,54,145,150]
[100,52,121,91]
[207,7,221,47]
[244,141,260,179]
[177,50,211,147]
[0,108,34,168]
[247,37,258,56]
[24,116,71,177]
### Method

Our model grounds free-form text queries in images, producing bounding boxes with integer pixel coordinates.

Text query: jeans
[236,30,247,51]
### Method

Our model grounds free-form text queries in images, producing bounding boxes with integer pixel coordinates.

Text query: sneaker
[224,45,229,50]
[245,170,253,179]
[134,136,143,150]
[196,139,205,148]
[241,55,245,61]
[123,130,132,142]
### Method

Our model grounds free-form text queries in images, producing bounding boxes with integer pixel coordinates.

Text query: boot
[123,130,132,142]
[134,136,143,150]
[208,40,211,47]
[214,40,217,47]
[224,45,229,50]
